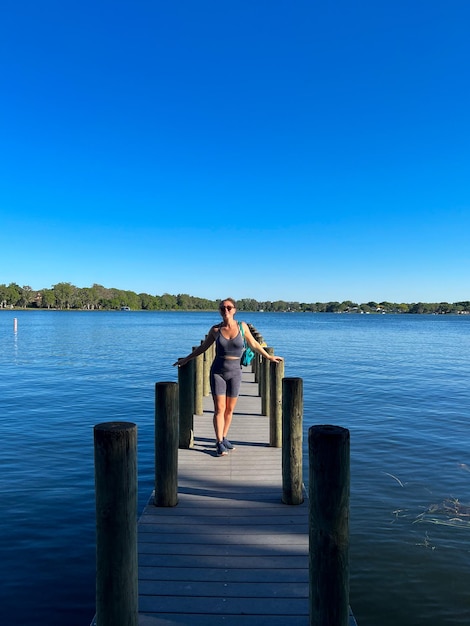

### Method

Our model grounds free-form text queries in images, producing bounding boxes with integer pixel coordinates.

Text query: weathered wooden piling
[261,347,274,416]
[251,329,263,382]
[178,360,194,448]
[269,359,284,447]
[203,341,211,396]
[193,347,204,415]
[308,424,350,626]
[281,377,304,505]
[154,382,179,507]
[94,421,138,626]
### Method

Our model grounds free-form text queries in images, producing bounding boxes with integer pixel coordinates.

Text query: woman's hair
[219,297,237,308]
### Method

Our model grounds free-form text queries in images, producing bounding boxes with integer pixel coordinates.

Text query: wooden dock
[136,369,357,626]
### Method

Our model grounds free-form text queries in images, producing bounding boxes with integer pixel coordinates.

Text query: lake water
[1,310,469,625]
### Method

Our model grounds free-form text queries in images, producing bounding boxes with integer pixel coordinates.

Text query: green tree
[0,283,9,308]
[237,298,257,311]
[6,283,22,307]
[53,282,76,309]
[436,302,452,314]
[140,293,158,310]
[82,285,101,309]
[325,301,340,312]
[41,288,56,309]
[120,290,141,309]
[19,285,35,308]
[160,293,178,309]
[409,302,433,314]
[338,300,356,312]
[78,287,90,309]
[90,284,111,308]
[196,298,217,310]
[107,295,122,309]
[176,293,192,309]
[271,300,286,312]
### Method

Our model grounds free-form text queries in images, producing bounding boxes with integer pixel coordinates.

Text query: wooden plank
[138,567,308,583]
[139,554,309,569]
[138,615,314,626]
[139,580,309,598]
[140,534,307,546]
[139,596,308,615]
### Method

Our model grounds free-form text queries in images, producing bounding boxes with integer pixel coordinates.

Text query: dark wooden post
[154,382,179,507]
[253,350,259,382]
[269,359,284,447]
[178,360,194,448]
[252,331,263,382]
[247,326,258,373]
[203,344,211,396]
[194,348,204,415]
[282,378,304,505]
[308,425,350,626]
[94,422,138,626]
[261,347,274,416]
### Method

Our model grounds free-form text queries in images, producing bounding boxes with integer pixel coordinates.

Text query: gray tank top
[215,326,244,358]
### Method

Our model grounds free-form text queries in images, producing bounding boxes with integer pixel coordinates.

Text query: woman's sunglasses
[219,305,234,311]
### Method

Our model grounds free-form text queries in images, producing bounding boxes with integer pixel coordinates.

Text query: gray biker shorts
[210,358,242,398]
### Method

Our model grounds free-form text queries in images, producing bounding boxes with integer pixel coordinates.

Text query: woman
[173,298,283,456]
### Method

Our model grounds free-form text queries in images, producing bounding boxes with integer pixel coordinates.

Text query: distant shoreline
[1,283,469,314]
[1,307,469,315]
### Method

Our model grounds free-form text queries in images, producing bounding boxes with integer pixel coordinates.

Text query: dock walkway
[137,369,356,625]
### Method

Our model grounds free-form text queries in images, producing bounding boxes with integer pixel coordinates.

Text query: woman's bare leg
[213,395,226,442]
[223,396,238,439]
[213,395,239,441]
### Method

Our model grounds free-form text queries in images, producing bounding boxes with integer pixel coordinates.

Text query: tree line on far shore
[0,282,469,315]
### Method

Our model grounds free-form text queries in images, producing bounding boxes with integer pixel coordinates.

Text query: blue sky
[1,1,469,303]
